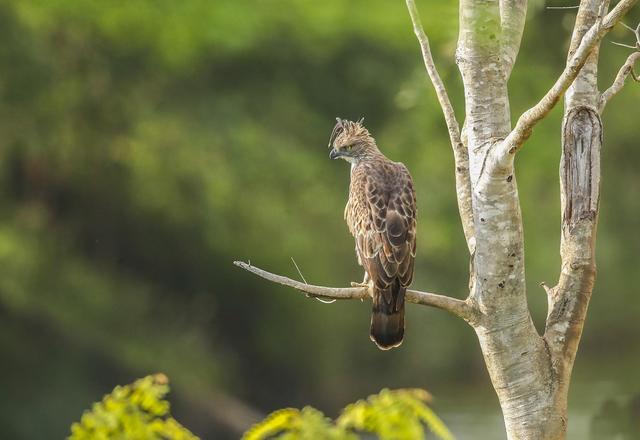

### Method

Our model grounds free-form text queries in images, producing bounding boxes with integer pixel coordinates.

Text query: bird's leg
[350,272,371,289]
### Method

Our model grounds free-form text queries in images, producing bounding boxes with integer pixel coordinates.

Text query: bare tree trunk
[455,0,630,438]
[235,0,639,438]
[456,1,564,437]
[543,0,606,435]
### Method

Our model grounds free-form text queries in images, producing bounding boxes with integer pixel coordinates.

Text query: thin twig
[494,0,637,165]
[290,257,308,284]
[234,260,478,322]
[404,0,461,147]
[546,5,580,9]
[611,20,640,49]
[620,21,637,32]
[405,0,475,253]
[599,51,640,112]
[540,282,554,296]
[290,256,336,304]
[610,40,638,49]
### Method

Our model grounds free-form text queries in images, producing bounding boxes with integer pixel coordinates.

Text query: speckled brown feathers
[330,118,417,350]
[347,160,416,349]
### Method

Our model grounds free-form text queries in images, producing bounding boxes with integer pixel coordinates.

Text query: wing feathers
[346,161,416,292]
[386,210,407,246]
[346,159,416,350]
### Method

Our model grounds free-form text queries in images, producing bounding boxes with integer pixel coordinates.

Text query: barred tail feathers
[369,279,405,350]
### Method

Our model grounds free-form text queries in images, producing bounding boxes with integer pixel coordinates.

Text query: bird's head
[328,117,378,163]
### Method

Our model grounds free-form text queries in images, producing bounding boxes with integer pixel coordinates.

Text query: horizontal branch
[234,261,477,322]
[495,0,637,163]
[598,51,640,112]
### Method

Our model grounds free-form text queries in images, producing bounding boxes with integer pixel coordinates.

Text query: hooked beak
[329,148,341,160]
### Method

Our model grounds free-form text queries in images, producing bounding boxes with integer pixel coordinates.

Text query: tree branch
[545,0,605,398]
[233,261,478,322]
[405,0,461,152]
[599,50,640,112]
[500,0,528,74]
[495,0,637,164]
[405,0,475,253]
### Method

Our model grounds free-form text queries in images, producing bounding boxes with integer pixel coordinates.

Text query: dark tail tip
[370,309,404,350]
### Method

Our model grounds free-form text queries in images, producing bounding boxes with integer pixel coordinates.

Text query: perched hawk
[328,118,417,350]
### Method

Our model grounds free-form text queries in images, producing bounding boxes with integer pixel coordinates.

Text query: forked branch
[500,0,528,72]
[234,261,478,322]
[496,0,638,163]
[599,50,640,112]
[405,0,475,253]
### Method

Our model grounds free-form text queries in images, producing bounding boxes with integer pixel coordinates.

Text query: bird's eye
[346,145,353,150]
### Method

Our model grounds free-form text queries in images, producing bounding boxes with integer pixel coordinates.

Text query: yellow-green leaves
[243,407,354,440]
[243,388,454,440]
[68,374,198,440]
[338,388,454,440]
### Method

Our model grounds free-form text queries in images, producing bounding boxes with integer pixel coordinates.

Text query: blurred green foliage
[244,388,453,440]
[337,389,453,440]
[589,394,640,440]
[244,408,352,440]
[0,0,638,438]
[69,374,198,440]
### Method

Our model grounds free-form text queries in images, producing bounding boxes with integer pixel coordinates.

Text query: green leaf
[242,408,301,440]
[68,374,199,440]
[243,388,453,440]
[337,388,454,440]
[243,406,355,440]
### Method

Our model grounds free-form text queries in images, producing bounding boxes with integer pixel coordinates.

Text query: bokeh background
[0,0,638,438]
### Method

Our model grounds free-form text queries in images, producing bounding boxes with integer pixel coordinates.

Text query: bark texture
[456,1,564,437]
[543,0,605,435]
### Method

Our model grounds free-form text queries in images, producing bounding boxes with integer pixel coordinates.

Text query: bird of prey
[328,118,417,350]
